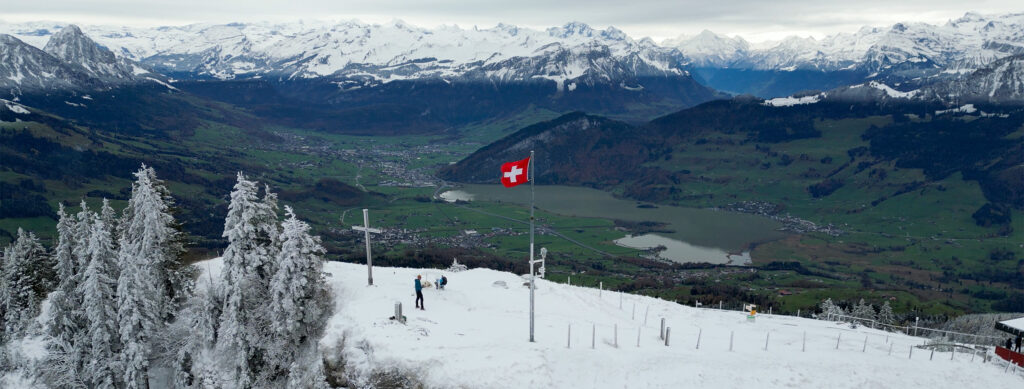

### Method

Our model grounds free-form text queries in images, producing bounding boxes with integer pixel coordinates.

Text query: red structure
[995,346,1024,367]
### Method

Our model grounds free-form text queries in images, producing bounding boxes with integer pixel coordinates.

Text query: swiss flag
[500,156,531,188]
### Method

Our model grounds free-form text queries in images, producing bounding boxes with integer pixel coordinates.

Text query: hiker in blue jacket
[415,275,424,310]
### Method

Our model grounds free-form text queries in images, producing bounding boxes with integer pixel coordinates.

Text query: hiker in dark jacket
[1008,338,1014,350]
[415,275,424,310]
[1016,334,1022,352]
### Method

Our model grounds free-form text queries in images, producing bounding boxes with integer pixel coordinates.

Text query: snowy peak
[43,24,131,81]
[0,33,98,91]
[921,54,1024,104]
[663,30,750,66]
[663,12,1024,78]
[547,21,597,38]
[0,25,165,95]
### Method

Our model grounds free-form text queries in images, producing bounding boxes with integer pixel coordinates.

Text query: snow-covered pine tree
[74,200,95,273]
[877,300,896,325]
[170,279,221,388]
[819,298,844,320]
[0,228,49,337]
[269,206,332,377]
[79,216,123,388]
[42,204,90,386]
[284,341,330,389]
[99,198,119,248]
[117,164,183,389]
[217,173,281,388]
[851,299,876,325]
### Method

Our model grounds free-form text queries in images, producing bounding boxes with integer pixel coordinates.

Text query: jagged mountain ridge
[0,33,100,92]
[664,12,1024,76]
[0,25,162,94]
[921,54,1024,103]
[42,25,150,83]
[3,13,1024,101]
[0,20,691,88]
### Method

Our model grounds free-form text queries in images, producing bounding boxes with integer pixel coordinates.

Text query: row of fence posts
[566,277,1021,376]
[580,277,1001,347]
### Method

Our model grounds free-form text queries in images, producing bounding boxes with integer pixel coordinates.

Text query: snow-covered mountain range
[0,20,686,91]
[0,25,162,92]
[665,12,1024,76]
[2,12,1024,102]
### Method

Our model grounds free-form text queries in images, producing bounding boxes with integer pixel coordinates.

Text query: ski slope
[293,261,1024,389]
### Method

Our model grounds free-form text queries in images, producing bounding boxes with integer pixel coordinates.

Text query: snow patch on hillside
[2,99,30,114]
[763,94,823,106]
[935,104,978,115]
[869,81,919,98]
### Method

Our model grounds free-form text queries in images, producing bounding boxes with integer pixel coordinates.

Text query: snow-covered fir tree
[877,301,896,325]
[99,198,119,247]
[269,206,332,381]
[851,299,876,325]
[73,200,95,274]
[41,204,90,387]
[170,278,222,388]
[79,216,123,388]
[819,298,844,320]
[217,173,282,388]
[117,164,184,388]
[0,228,49,338]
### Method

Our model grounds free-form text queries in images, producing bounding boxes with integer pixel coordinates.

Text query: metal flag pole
[529,150,536,342]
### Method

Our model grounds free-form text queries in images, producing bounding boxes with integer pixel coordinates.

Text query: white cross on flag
[500,156,531,188]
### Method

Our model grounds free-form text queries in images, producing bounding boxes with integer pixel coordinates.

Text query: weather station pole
[529,150,536,343]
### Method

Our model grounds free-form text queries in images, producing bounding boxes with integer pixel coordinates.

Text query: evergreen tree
[217,173,281,388]
[269,207,332,372]
[852,298,876,325]
[0,228,48,337]
[117,164,182,389]
[79,217,123,388]
[42,204,90,386]
[99,198,119,247]
[877,300,896,325]
[74,200,95,274]
[819,298,844,320]
[172,280,221,388]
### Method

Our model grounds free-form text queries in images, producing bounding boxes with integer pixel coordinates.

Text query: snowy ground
[297,261,1024,389]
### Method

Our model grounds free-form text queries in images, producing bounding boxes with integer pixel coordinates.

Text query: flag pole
[529,150,535,343]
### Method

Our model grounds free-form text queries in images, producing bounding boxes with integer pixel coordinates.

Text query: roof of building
[995,316,1024,337]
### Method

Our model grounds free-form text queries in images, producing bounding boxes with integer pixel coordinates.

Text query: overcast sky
[2,1,1022,42]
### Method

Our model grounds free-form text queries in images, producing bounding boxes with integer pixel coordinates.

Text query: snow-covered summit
[662,30,750,67]
[42,25,152,83]
[663,12,1024,76]
[0,25,163,93]
[300,260,1022,388]
[0,20,689,83]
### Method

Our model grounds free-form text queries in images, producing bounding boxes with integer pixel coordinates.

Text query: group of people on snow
[1006,334,1022,353]
[413,274,447,310]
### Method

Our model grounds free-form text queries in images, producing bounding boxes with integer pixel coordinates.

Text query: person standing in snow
[1007,338,1014,350]
[1016,334,1022,352]
[415,275,424,310]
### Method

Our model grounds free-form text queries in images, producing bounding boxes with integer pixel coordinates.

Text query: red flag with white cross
[500,156,531,188]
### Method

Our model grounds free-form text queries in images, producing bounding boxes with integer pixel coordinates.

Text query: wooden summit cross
[352,208,381,285]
